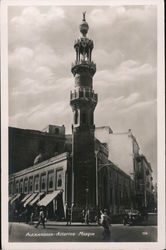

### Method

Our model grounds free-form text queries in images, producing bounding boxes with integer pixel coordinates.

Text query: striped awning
[24,193,38,207]
[21,193,32,203]
[9,194,17,202]
[29,193,44,206]
[37,191,60,207]
[10,193,21,204]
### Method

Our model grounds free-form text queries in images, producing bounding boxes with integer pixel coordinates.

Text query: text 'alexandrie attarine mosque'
[9,13,156,222]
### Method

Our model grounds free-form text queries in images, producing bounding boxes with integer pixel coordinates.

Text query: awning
[24,193,38,207]
[21,193,32,203]
[10,193,21,204]
[29,192,44,206]
[37,190,60,207]
[9,194,17,202]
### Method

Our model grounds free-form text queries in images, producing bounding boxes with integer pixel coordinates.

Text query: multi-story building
[95,138,133,215]
[95,128,140,179]
[9,152,72,220]
[135,154,154,211]
[9,125,67,174]
[9,137,133,221]
[95,127,154,212]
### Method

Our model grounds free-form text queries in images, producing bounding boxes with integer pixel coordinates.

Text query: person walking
[85,209,90,225]
[30,209,34,225]
[35,206,46,229]
[101,209,111,241]
[66,205,71,226]
[81,209,85,224]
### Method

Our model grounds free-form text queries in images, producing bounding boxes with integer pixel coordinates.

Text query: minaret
[70,12,98,219]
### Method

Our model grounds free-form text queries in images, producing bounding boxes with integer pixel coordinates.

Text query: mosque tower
[70,12,98,218]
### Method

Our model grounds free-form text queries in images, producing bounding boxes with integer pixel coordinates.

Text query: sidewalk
[44,221,99,227]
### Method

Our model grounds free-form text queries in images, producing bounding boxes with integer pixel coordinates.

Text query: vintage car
[123,209,143,226]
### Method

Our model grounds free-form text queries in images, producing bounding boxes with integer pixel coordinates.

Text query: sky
[8,5,157,181]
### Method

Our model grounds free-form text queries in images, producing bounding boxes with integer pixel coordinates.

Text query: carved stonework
[71,62,96,77]
[70,14,98,215]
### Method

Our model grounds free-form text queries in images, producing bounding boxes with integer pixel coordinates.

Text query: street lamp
[85,187,89,209]
[139,183,147,208]
[94,150,99,207]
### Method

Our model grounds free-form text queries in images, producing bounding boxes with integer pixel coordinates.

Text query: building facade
[9,125,66,174]
[95,127,154,212]
[95,128,140,179]
[9,153,72,220]
[95,138,134,215]
[134,154,154,211]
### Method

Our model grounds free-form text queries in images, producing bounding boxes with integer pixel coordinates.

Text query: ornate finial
[80,11,89,37]
[83,11,86,21]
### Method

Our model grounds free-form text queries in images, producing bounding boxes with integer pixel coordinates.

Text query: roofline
[100,160,133,180]
[137,154,152,172]
[10,152,69,179]
[95,126,113,133]
[9,126,66,139]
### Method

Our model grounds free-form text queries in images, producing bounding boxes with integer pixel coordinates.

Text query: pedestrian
[101,209,111,241]
[85,209,90,225]
[25,205,31,224]
[66,205,71,226]
[30,209,34,225]
[35,206,46,229]
[96,207,101,224]
[81,209,85,223]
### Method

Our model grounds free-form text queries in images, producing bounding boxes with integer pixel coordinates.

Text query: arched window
[24,179,28,193]
[55,128,59,134]
[49,178,53,189]
[48,171,54,190]
[41,174,46,190]
[74,110,78,124]
[15,182,19,193]
[29,177,33,192]
[20,180,23,194]
[34,176,39,192]
[79,90,83,98]
[42,182,45,189]
[58,175,62,187]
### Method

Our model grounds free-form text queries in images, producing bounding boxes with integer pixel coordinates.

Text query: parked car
[123,209,143,226]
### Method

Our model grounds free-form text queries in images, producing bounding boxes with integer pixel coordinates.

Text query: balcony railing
[70,90,98,102]
[71,60,96,69]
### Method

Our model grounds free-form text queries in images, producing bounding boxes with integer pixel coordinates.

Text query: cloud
[90,6,157,67]
[8,5,157,181]
[9,47,35,71]
[119,99,156,114]
[94,60,156,100]
[9,7,66,46]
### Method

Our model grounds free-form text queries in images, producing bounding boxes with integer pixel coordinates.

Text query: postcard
[1,0,165,249]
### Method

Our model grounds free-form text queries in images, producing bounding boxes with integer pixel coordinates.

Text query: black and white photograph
[1,0,165,250]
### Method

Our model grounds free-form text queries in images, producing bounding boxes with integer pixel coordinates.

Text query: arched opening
[74,110,78,124]
[55,128,59,134]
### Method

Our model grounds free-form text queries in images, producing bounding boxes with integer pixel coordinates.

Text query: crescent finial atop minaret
[83,11,86,21]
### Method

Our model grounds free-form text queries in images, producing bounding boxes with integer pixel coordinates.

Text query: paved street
[9,222,157,242]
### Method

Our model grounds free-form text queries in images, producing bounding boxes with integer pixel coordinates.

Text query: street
[9,222,157,242]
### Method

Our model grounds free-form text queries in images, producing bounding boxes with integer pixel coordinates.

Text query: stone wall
[9,127,66,174]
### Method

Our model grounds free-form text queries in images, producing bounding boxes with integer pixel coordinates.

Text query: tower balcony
[71,60,96,77]
[70,89,98,104]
